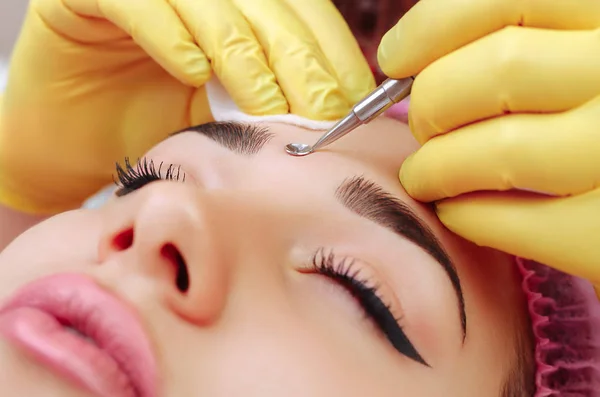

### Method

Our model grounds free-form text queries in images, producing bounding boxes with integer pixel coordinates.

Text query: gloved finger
[38,0,125,43]
[64,0,211,87]
[283,0,376,104]
[232,0,351,120]
[378,0,600,78]
[167,0,289,116]
[409,27,600,143]
[435,189,600,286]
[400,95,600,202]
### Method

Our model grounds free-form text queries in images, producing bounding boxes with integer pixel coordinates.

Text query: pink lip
[0,274,158,397]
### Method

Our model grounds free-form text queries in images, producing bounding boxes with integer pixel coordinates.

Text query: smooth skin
[379,0,600,288]
[0,118,528,397]
[0,0,375,214]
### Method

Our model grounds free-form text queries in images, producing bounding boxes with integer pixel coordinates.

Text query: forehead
[145,117,442,227]
[149,118,419,200]
[269,117,421,177]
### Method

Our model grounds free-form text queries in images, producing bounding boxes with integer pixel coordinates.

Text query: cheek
[0,210,101,300]
[190,322,393,397]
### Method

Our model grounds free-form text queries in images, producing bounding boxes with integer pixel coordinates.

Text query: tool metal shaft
[309,77,414,152]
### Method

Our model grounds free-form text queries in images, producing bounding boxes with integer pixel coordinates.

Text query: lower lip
[0,307,136,397]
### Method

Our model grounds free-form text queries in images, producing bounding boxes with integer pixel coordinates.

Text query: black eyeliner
[312,249,429,366]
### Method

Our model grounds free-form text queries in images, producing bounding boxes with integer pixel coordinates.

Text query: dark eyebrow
[172,121,274,155]
[336,176,467,338]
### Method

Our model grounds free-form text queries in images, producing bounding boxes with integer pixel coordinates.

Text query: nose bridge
[203,187,292,254]
[104,183,288,326]
[133,183,287,263]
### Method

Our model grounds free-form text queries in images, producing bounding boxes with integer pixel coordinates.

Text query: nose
[99,183,230,325]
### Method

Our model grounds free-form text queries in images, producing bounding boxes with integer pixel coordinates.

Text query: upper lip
[0,273,158,397]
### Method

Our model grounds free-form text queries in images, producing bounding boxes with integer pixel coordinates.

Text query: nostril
[161,244,190,293]
[112,228,134,250]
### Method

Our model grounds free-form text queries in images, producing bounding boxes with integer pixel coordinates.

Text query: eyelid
[114,157,190,196]
[297,254,405,324]
[298,249,429,365]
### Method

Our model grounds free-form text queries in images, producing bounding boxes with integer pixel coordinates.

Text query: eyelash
[311,249,427,365]
[114,157,185,196]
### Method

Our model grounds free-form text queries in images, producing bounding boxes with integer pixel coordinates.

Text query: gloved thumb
[377,0,506,78]
[377,0,598,78]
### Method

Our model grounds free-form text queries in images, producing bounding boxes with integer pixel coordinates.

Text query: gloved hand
[378,0,600,288]
[0,0,374,214]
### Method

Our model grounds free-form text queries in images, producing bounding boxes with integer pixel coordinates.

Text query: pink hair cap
[517,258,600,396]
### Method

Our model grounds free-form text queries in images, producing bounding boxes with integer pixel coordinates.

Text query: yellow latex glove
[0,0,375,214]
[378,0,600,288]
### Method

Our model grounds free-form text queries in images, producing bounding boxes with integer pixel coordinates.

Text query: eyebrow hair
[172,121,274,155]
[336,176,467,337]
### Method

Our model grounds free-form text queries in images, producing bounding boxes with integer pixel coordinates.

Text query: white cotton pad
[205,77,337,131]
[0,58,8,92]
[82,185,116,209]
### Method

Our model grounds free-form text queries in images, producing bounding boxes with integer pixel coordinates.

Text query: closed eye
[114,157,185,197]
[308,249,428,366]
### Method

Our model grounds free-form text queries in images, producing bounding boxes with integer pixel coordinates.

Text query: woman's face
[0,118,527,397]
